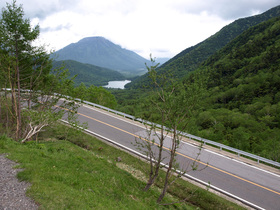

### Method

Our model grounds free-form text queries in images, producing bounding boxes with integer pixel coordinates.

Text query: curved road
[65,103,280,210]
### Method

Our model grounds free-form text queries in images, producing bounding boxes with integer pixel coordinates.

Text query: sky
[1,0,279,59]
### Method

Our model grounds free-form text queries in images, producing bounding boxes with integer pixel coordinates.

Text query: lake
[103,80,131,89]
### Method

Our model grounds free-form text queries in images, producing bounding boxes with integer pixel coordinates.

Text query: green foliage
[113,16,280,162]
[0,1,80,141]
[52,60,126,87]
[67,83,118,109]
[0,0,51,89]
[0,0,52,140]
[182,17,280,161]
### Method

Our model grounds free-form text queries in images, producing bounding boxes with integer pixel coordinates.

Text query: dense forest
[187,16,280,161]
[113,16,280,162]
[52,60,126,87]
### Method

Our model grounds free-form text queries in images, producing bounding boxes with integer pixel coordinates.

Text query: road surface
[65,103,280,210]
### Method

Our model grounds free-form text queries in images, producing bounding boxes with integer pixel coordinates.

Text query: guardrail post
[220,147,222,151]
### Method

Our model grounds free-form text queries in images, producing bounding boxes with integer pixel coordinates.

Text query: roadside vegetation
[0,124,244,209]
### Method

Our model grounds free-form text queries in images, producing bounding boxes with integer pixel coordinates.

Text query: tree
[134,57,165,192]
[137,55,204,203]
[0,1,79,141]
[0,0,41,139]
[87,85,117,108]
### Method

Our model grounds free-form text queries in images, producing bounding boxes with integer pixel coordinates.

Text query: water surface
[103,80,131,89]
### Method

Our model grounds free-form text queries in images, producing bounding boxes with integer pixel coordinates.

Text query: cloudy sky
[1,0,279,59]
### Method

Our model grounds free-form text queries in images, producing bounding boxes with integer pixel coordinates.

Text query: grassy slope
[0,124,244,209]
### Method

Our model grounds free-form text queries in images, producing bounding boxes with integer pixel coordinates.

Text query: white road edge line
[60,119,265,210]
[203,148,280,178]
[82,104,280,178]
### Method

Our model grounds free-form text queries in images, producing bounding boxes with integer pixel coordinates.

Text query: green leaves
[0,0,39,53]
[66,83,118,109]
[0,1,80,141]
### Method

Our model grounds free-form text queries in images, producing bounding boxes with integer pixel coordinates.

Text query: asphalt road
[70,104,280,210]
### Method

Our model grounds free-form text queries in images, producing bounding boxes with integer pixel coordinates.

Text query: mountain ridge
[52,59,126,87]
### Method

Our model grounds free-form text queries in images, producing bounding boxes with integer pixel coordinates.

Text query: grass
[0,123,245,209]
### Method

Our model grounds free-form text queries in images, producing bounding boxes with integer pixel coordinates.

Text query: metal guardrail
[78,98,280,168]
[4,88,279,168]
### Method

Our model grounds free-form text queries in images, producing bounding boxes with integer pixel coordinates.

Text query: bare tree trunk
[15,41,21,140]
[157,127,177,203]
[144,171,157,191]
[143,118,165,191]
[0,97,2,123]
[157,174,169,203]
[4,91,9,129]
[12,87,19,140]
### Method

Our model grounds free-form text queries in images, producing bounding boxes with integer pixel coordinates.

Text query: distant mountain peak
[78,36,107,43]
[53,36,149,74]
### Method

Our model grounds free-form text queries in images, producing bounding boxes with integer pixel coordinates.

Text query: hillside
[114,16,280,162]
[52,37,149,75]
[183,16,280,161]
[52,60,125,86]
[0,126,242,209]
[126,5,280,89]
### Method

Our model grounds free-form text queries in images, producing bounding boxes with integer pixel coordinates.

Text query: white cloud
[1,0,279,58]
[169,0,280,20]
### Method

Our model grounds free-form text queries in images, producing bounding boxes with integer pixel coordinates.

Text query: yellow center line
[78,112,140,138]
[58,105,280,196]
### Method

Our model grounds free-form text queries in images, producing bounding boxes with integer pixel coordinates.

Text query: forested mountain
[52,60,125,87]
[181,16,280,161]
[114,16,280,162]
[52,37,149,75]
[127,5,280,89]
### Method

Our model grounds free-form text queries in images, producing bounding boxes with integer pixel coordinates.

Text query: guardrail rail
[4,88,279,168]
[78,98,280,168]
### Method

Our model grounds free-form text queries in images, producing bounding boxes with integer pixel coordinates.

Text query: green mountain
[52,37,149,75]
[115,16,280,162]
[181,16,280,161]
[127,5,280,89]
[52,60,125,87]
